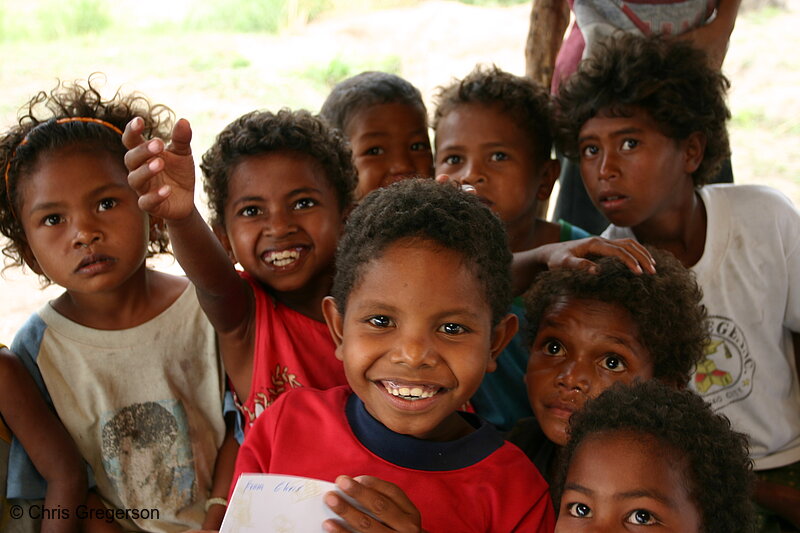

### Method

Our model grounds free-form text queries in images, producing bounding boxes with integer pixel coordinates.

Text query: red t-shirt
[235,272,347,436]
[233,386,555,532]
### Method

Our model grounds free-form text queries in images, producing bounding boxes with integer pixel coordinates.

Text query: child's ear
[536,159,561,201]
[212,224,237,265]
[321,296,345,359]
[683,132,706,174]
[487,313,519,373]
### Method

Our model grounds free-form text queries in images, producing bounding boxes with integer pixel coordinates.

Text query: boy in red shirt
[234,180,555,532]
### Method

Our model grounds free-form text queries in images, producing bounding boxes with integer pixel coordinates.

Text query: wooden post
[525,0,570,219]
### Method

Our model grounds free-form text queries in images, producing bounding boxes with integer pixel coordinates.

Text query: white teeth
[265,249,301,266]
[382,382,438,400]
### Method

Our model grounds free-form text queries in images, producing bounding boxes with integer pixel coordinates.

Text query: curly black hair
[0,75,173,277]
[524,247,707,385]
[433,65,554,163]
[200,108,357,228]
[554,33,731,186]
[556,381,755,533]
[319,71,427,133]
[331,179,511,325]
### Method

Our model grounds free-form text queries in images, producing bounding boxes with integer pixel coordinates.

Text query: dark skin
[434,174,658,294]
[202,419,239,530]
[0,347,86,533]
[124,118,345,402]
[15,144,237,529]
[578,110,800,523]
[323,476,426,533]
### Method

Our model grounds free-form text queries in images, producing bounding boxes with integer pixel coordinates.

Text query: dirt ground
[1,1,798,342]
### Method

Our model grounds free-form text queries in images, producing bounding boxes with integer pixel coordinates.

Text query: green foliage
[35,0,113,39]
[189,51,252,72]
[298,54,402,89]
[184,0,331,33]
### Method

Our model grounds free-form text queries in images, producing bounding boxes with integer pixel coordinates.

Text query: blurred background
[1,0,798,340]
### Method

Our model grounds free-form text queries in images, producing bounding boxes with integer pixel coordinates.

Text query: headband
[3,117,124,218]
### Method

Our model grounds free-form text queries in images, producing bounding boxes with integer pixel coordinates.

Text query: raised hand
[123,117,197,221]
[323,475,425,533]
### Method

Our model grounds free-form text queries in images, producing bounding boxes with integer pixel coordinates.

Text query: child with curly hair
[555,33,800,529]
[0,78,231,531]
[555,380,755,533]
[432,65,593,431]
[320,71,433,199]
[508,248,707,482]
[234,179,554,532]
[124,109,356,435]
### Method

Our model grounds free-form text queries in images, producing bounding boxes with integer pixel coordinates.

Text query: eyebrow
[538,319,644,351]
[616,489,677,507]
[358,128,428,140]
[354,300,482,322]
[28,183,126,213]
[563,483,676,507]
[231,187,324,206]
[578,127,645,145]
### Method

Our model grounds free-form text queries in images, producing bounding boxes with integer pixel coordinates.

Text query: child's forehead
[436,102,536,146]
[585,105,666,135]
[346,101,427,133]
[228,151,333,190]
[578,429,686,474]
[356,238,479,288]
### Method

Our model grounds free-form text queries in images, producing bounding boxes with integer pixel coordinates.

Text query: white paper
[220,473,348,532]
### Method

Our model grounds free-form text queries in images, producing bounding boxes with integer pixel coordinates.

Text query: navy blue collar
[346,393,504,471]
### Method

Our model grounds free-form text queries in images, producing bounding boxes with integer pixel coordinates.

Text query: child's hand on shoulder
[123,117,197,222]
[532,237,657,275]
[323,475,425,533]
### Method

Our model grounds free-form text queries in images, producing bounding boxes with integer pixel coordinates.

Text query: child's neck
[632,190,707,268]
[509,218,561,253]
[52,268,187,330]
[266,272,334,323]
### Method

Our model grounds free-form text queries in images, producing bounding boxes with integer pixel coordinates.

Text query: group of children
[0,32,797,533]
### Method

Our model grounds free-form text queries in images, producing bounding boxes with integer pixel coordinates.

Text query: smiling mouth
[262,247,306,268]
[381,380,443,400]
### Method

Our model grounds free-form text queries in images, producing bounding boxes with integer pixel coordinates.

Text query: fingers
[435,174,478,195]
[353,476,420,519]
[126,141,164,192]
[167,118,193,156]
[323,491,392,533]
[136,184,171,213]
[122,116,146,150]
[579,237,656,274]
[323,475,422,533]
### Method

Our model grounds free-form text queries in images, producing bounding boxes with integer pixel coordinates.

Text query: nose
[556,359,590,394]
[72,214,102,249]
[392,329,438,369]
[454,160,486,186]
[263,207,297,238]
[598,150,619,181]
[388,150,415,176]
